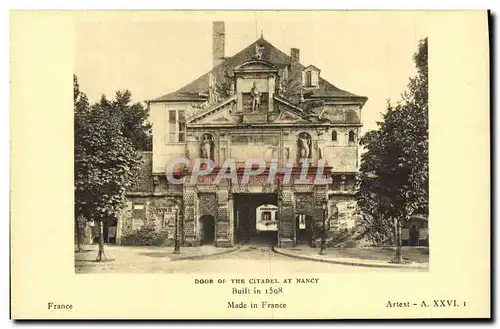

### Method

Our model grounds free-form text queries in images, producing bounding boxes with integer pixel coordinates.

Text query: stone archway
[198,214,216,245]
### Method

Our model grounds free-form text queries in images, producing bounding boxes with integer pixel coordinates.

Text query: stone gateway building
[113,22,368,248]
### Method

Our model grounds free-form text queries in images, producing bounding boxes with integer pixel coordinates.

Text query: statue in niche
[250,82,261,112]
[318,147,323,160]
[201,134,213,161]
[298,133,311,159]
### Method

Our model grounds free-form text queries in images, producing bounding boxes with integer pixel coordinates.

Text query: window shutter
[312,71,319,86]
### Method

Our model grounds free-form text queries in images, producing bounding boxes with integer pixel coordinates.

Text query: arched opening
[332,130,337,141]
[233,193,278,245]
[198,215,216,245]
[295,214,313,246]
[348,131,356,143]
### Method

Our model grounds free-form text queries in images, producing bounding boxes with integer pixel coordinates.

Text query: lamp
[319,202,327,255]
[173,203,180,254]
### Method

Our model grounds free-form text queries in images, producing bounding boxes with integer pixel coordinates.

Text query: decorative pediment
[233,60,279,74]
[273,110,303,123]
[187,95,237,125]
[273,95,312,123]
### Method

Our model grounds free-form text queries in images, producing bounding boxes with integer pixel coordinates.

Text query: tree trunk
[75,219,81,252]
[96,220,106,262]
[394,218,402,263]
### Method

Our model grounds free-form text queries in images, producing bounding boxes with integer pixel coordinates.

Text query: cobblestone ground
[75,244,425,274]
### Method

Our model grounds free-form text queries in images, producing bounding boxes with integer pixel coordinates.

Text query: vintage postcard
[10,10,490,319]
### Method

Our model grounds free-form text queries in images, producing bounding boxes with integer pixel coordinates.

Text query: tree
[73,75,90,252]
[215,74,234,99]
[356,38,428,263]
[74,75,143,261]
[94,90,152,151]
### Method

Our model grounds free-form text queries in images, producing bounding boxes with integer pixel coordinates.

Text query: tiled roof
[151,37,366,102]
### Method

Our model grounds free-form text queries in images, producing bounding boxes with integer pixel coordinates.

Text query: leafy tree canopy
[357,38,428,244]
[74,75,143,223]
[93,90,152,151]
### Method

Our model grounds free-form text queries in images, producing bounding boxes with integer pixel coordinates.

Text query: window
[168,110,176,142]
[133,203,145,218]
[311,71,318,86]
[303,69,319,87]
[167,109,186,143]
[262,211,272,222]
[332,130,337,141]
[348,131,356,143]
[305,71,312,87]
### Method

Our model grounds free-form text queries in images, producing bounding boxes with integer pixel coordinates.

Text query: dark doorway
[409,224,419,247]
[199,215,216,245]
[233,193,278,245]
[295,214,313,246]
[103,218,117,244]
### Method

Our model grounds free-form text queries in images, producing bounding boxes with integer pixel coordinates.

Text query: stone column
[313,186,328,247]
[268,75,275,112]
[278,185,294,247]
[215,184,232,247]
[236,77,244,112]
[183,180,198,246]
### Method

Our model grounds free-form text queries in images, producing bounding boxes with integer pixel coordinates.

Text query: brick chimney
[212,21,225,68]
[290,48,300,67]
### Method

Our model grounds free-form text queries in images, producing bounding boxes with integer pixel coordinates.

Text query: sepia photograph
[10,10,489,319]
[73,13,429,274]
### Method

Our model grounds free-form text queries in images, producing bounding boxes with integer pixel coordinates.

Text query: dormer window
[302,65,320,87]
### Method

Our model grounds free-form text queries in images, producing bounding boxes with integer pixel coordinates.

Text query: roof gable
[303,65,321,72]
[152,37,366,103]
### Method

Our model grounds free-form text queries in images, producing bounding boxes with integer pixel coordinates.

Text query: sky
[74,11,428,134]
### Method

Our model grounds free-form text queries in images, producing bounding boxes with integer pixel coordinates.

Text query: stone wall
[117,196,181,245]
[130,152,154,193]
[328,194,358,230]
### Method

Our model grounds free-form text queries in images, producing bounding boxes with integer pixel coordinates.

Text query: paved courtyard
[75,244,426,274]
